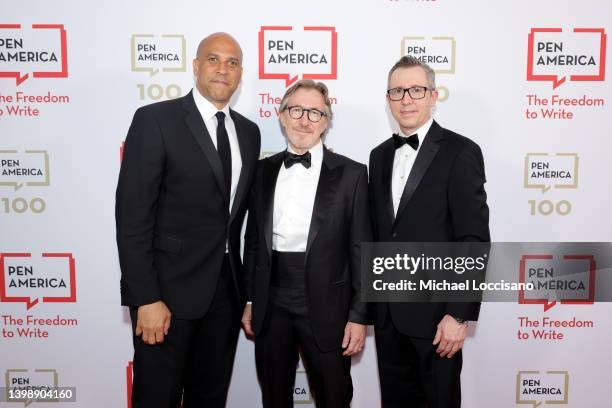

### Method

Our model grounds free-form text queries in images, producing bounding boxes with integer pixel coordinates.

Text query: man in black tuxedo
[240,79,371,407]
[369,56,490,407]
[116,33,261,407]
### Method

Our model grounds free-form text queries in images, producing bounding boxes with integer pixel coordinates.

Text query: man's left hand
[342,322,366,356]
[432,314,467,358]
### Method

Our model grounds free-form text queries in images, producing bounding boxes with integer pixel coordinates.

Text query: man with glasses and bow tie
[241,79,372,407]
[369,56,490,408]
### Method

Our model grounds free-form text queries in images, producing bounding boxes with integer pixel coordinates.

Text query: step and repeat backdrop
[2,0,611,407]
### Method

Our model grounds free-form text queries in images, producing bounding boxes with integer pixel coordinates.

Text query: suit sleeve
[368,149,379,241]
[115,107,164,307]
[242,161,262,302]
[446,141,490,321]
[348,164,373,324]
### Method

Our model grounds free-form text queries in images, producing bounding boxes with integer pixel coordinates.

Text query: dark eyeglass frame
[386,86,431,101]
[286,106,327,123]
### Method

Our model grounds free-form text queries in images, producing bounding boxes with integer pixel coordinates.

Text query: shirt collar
[192,87,231,121]
[287,139,323,168]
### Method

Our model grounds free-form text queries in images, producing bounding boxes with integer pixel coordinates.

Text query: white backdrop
[1,0,611,407]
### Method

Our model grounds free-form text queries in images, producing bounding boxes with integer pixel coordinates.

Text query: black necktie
[215,111,232,196]
[284,150,311,169]
[393,133,419,150]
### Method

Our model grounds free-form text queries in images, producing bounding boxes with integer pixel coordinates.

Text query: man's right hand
[241,304,255,338]
[135,301,171,345]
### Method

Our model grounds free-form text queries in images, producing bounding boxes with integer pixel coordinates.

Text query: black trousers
[129,256,240,408]
[375,316,462,408]
[255,251,352,408]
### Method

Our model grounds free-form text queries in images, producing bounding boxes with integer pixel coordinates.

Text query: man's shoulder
[230,108,260,132]
[370,137,394,157]
[134,95,186,118]
[437,122,482,153]
[326,148,366,173]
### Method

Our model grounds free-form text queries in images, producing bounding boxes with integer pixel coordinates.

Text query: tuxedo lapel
[394,121,443,225]
[262,154,284,259]
[229,109,252,223]
[182,92,229,206]
[305,148,343,259]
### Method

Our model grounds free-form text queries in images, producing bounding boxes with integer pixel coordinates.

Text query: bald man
[116,33,261,407]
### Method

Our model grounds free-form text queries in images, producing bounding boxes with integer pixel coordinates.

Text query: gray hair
[388,55,436,90]
[279,79,333,119]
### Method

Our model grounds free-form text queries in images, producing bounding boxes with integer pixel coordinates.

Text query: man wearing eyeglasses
[241,79,372,407]
[369,56,490,407]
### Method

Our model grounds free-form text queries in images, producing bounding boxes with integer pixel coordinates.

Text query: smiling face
[193,33,243,109]
[387,66,438,135]
[280,88,329,154]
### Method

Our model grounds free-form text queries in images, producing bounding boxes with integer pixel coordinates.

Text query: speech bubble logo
[527,27,606,89]
[524,153,579,193]
[0,150,50,191]
[516,370,569,407]
[519,254,595,311]
[130,34,186,77]
[401,36,456,73]
[259,26,337,87]
[0,253,76,310]
[5,369,60,407]
[0,24,68,86]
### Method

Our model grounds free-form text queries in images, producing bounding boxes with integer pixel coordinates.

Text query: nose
[216,62,229,75]
[401,91,414,105]
[299,112,310,126]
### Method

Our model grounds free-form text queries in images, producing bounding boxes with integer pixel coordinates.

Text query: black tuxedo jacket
[243,147,372,351]
[116,91,261,319]
[369,120,490,338]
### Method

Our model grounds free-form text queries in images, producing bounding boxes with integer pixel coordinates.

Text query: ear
[192,58,199,75]
[430,89,439,104]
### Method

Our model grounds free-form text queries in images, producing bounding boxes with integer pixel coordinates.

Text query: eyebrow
[206,53,240,62]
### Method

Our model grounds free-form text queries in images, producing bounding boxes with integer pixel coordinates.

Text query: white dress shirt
[272,140,324,252]
[192,87,242,213]
[391,118,433,215]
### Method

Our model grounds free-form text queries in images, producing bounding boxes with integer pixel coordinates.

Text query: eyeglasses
[387,86,430,101]
[286,106,327,123]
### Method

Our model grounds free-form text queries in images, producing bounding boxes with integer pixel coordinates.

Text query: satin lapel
[263,155,283,259]
[394,121,443,225]
[380,140,396,225]
[229,109,251,223]
[182,92,228,205]
[305,149,342,259]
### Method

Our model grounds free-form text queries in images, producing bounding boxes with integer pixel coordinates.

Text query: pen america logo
[518,254,595,311]
[0,24,68,86]
[130,34,185,102]
[130,34,186,76]
[524,153,579,217]
[527,28,606,89]
[524,28,606,120]
[516,370,569,407]
[0,252,76,310]
[259,26,337,87]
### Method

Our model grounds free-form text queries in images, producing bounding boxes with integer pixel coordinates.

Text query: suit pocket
[330,279,347,287]
[153,234,182,253]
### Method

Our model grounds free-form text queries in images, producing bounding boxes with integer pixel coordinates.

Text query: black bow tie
[393,133,419,150]
[284,150,312,169]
